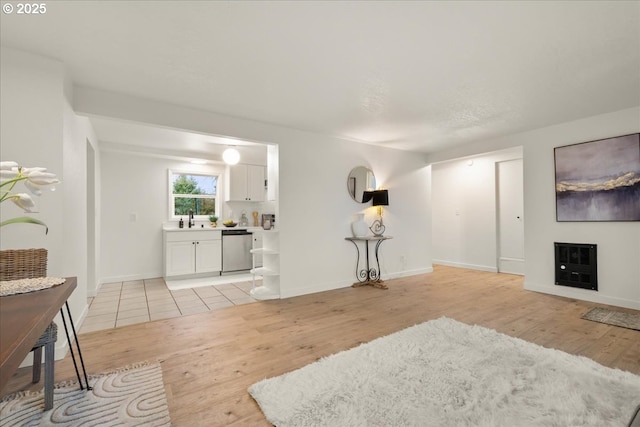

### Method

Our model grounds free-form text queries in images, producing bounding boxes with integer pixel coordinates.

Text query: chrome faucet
[188,210,194,228]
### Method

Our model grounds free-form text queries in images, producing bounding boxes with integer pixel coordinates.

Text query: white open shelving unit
[250,229,280,300]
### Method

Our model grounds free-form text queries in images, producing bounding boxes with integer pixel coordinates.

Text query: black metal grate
[554,242,597,291]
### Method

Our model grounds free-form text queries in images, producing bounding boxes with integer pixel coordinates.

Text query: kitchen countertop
[163,225,263,232]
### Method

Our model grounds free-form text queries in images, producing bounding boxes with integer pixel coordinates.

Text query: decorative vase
[351,213,368,237]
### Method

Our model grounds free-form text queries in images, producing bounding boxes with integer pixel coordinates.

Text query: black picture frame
[554,133,640,222]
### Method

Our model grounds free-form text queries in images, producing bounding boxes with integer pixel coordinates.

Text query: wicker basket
[0,248,48,281]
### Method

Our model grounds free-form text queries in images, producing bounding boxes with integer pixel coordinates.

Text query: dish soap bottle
[179,217,184,228]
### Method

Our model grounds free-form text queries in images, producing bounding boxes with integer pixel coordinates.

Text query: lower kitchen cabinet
[164,230,222,277]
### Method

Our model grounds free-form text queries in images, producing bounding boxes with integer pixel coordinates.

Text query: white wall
[277,135,432,297]
[61,97,90,328]
[0,47,92,363]
[1,47,65,266]
[5,47,635,314]
[99,150,268,282]
[429,107,640,309]
[522,110,640,309]
[82,119,102,297]
[100,152,226,282]
[431,147,523,271]
[75,87,433,295]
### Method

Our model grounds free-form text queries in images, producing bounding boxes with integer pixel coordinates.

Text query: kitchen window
[169,170,219,218]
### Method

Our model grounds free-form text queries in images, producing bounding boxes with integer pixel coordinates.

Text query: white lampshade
[223,148,240,165]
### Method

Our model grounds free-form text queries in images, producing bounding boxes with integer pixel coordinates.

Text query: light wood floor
[3,265,639,426]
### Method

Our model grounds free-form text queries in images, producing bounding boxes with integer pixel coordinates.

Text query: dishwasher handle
[222,229,252,236]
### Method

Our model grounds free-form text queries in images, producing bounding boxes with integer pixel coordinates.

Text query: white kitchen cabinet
[164,230,221,277]
[194,240,221,272]
[226,164,265,202]
[165,240,196,276]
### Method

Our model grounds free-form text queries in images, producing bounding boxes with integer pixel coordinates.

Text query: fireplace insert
[554,242,598,291]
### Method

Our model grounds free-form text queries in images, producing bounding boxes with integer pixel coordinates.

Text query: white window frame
[168,169,221,220]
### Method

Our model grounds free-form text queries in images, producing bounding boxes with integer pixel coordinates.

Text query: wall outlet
[400,255,406,270]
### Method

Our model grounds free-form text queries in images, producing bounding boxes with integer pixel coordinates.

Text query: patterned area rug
[0,362,171,426]
[581,307,640,331]
[250,317,640,427]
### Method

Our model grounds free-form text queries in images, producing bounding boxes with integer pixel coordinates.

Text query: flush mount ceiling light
[223,147,240,165]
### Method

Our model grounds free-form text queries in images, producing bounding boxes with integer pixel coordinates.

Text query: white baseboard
[524,281,640,310]
[385,267,434,280]
[99,271,164,285]
[498,257,525,275]
[280,279,352,299]
[432,259,497,273]
[280,267,435,299]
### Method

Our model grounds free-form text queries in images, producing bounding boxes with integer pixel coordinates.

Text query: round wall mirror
[347,166,376,203]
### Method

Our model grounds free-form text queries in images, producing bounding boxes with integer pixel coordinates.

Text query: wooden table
[0,277,76,390]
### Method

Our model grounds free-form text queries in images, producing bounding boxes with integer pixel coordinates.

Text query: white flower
[21,167,48,175]
[0,169,19,180]
[23,170,59,195]
[24,170,59,184]
[10,193,37,212]
[0,161,58,233]
[24,180,43,196]
[0,161,18,170]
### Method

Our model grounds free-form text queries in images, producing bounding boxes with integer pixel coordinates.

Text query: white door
[497,159,524,275]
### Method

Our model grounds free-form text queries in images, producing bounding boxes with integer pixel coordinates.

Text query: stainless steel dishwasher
[221,229,253,273]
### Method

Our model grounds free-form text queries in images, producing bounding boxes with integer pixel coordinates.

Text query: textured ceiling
[1,1,639,154]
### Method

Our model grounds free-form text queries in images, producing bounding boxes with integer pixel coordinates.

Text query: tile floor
[80,278,258,334]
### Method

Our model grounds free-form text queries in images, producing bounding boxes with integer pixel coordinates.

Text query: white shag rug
[0,362,171,426]
[249,317,640,427]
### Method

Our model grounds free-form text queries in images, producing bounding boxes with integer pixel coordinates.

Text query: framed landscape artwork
[554,133,640,222]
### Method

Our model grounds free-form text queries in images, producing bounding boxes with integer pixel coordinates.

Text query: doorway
[496,159,524,275]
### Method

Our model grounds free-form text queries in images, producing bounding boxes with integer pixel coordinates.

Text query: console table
[0,277,90,407]
[345,236,392,289]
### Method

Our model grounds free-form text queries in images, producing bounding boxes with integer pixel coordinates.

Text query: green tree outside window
[171,173,218,216]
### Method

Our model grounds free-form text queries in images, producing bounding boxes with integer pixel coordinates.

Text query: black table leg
[60,302,91,391]
[348,239,387,289]
[373,239,388,289]
[348,239,368,284]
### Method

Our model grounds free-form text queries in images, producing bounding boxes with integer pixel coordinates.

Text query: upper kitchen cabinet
[226,164,265,202]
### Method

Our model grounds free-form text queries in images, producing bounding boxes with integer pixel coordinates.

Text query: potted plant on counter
[209,215,218,228]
